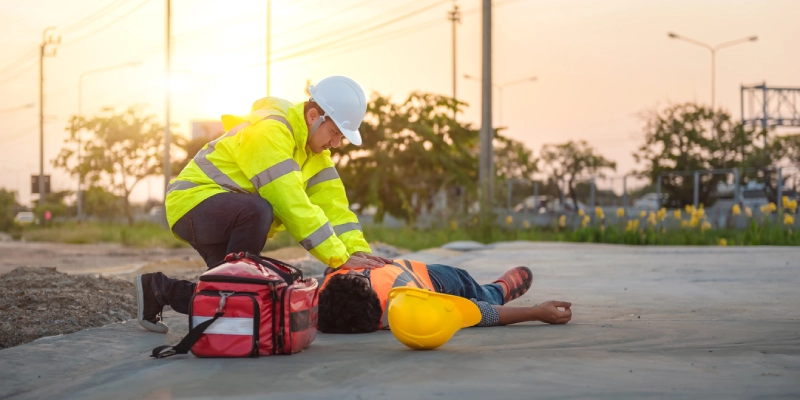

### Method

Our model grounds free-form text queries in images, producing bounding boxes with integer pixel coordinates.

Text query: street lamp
[464,74,537,126]
[667,32,757,109]
[76,60,142,221]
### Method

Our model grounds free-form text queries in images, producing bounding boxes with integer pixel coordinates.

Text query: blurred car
[633,193,667,210]
[14,211,35,225]
[514,196,587,213]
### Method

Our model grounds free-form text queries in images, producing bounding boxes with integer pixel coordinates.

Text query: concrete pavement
[1,242,799,399]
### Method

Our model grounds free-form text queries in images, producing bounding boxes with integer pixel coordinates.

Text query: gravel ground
[0,242,407,350]
[0,267,136,349]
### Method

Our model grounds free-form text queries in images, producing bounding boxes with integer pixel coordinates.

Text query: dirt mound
[0,267,136,349]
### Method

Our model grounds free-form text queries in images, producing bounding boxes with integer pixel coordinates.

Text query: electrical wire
[58,0,132,35]
[0,65,35,87]
[62,0,152,48]
[0,48,38,78]
[0,103,35,114]
[268,0,450,61]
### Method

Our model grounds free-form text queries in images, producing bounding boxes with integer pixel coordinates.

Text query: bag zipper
[278,286,288,352]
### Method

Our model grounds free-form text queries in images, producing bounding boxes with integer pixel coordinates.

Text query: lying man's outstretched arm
[472,300,572,327]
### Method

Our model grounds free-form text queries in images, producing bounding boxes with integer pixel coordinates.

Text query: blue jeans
[426,264,505,305]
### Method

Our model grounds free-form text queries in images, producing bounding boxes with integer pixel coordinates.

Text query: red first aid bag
[152,252,318,358]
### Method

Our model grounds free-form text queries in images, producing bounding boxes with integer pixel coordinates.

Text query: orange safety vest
[320,259,435,329]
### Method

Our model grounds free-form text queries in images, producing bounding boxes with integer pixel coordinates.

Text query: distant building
[191,120,224,141]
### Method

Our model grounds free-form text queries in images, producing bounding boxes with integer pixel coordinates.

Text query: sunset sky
[1,0,798,206]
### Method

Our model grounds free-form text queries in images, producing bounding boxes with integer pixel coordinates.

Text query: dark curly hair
[317,275,382,334]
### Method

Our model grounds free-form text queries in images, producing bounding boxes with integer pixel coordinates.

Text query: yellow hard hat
[387,287,481,350]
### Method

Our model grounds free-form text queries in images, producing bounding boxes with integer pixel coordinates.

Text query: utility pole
[479,0,493,218]
[39,26,59,207]
[266,0,271,96]
[163,0,172,196]
[448,1,460,118]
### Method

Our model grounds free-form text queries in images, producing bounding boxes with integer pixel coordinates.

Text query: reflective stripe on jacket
[165,98,371,268]
[320,260,435,329]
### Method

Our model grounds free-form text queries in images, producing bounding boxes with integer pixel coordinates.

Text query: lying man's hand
[532,301,572,324]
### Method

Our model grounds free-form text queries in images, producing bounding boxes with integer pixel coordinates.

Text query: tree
[540,140,616,210]
[634,103,762,207]
[332,92,538,224]
[54,107,167,225]
[82,185,122,222]
[0,189,22,236]
[333,93,479,224]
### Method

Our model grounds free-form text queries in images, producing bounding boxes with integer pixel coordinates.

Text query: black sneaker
[136,274,169,333]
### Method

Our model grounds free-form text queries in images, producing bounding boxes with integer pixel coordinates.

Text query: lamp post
[667,32,757,109]
[465,74,537,126]
[77,60,141,221]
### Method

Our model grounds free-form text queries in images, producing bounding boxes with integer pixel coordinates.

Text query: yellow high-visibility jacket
[165,98,371,268]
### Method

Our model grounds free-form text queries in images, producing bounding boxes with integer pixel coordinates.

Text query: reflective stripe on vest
[300,221,335,251]
[333,222,362,236]
[166,180,199,194]
[189,115,296,194]
[306,167,339,189]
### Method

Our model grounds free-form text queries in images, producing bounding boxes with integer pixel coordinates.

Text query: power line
[0,103,35,114]
[0,48,38,78]
[278,0,375,38]
[59,0,132,35]
[62,0,152,48]
[270,0,450,61]
[0,65,35,87]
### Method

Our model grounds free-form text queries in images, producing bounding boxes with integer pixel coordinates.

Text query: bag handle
[244,252,303,283]
[151,311,223,359]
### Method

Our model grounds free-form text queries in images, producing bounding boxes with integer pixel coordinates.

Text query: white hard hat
[308,76,367,146]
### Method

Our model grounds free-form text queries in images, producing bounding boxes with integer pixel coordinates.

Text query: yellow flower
[685,204,695,214]
[689,217,700,228]
[558,215,566,227]
[506,215,513,225]
[731,204,741,216]
[782,196,790,209]
[647,212,657,225]
[450,220,458,230]
[693,208,705,219]
[657,208,667,221]
[581,215,590,228]
[760,204,770,215]
[785,214,795,226]
[639,210,646,218]
[789,200,798,214]
[718,238,727,246]
[673,210,682,219]
[578,209,585,216]
[701,221,711,231]
[625,220,639,232]
[616,208,625,218]
[595,207,605,219]
[745,207,752,218]
[768,202,777,212]
[680,220,689,228]
[522,220,530,229]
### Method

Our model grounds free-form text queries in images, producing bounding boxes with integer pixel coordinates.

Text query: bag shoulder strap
[151,311,223,359]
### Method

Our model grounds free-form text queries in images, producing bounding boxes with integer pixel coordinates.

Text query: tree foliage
[54,107,166,225]
[540,140,616,209]
[332,92,537,223]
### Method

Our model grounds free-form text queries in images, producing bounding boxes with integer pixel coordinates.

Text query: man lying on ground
[317,260,572,333]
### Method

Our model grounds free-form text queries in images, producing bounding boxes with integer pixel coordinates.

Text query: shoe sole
[136,274,169,334]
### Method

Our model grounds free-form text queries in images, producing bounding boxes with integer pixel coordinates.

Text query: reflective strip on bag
[250,159,301,190]
[300,222,335,251]
[306,167,340,189]
[191,316,254,335]
[333,222,362,236]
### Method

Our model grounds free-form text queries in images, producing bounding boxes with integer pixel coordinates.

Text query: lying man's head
[317,274,382,334]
